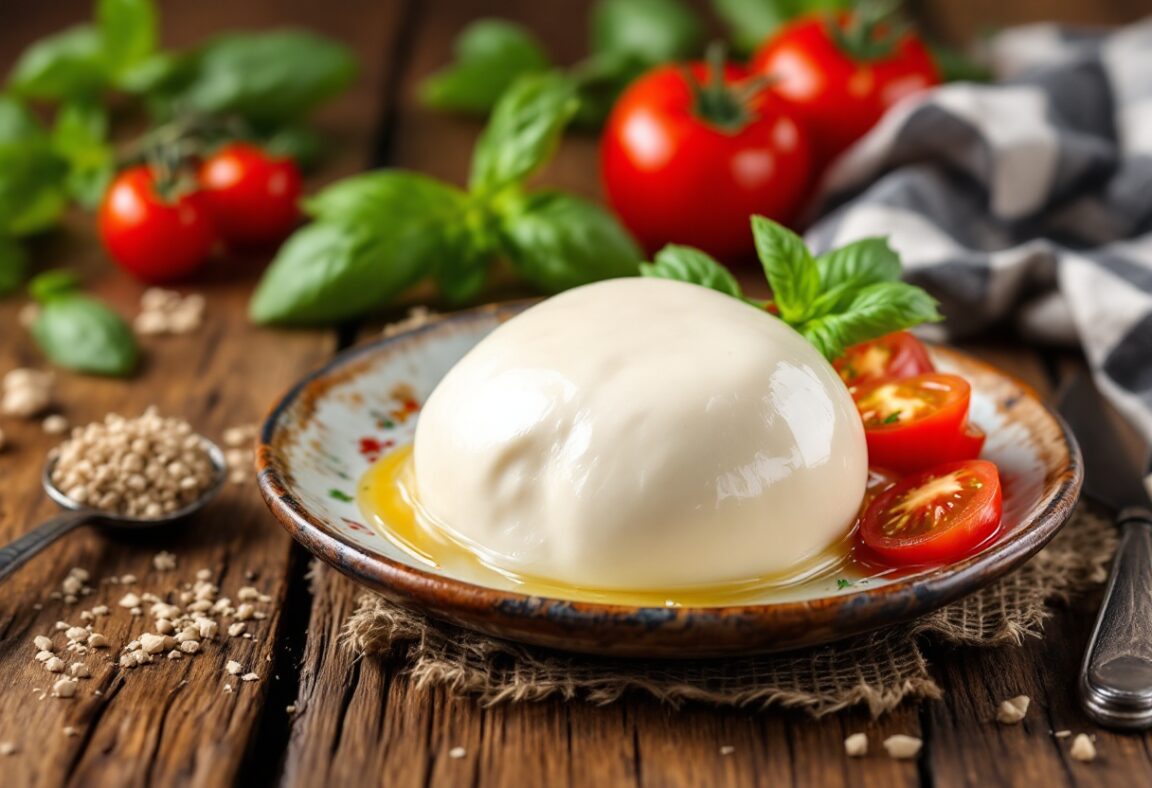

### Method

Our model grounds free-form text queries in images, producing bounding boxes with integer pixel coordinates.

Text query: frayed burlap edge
[341,506,1114,717]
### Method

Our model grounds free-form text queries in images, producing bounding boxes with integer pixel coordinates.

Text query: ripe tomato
[751,13,939,162]
[198,143,302,247]
[601,59,811,261]
[99,166,217,283]
[854,373,982,473]
[835,331,935,388]
[860,460,1003,565]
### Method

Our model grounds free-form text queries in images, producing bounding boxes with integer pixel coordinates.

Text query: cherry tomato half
[860,460,1003,565]
[601,60,811,261]
[751,13,939,162]
[834,331,935,388]
[198,143,302,248]
[854,373,982,473]
[99,166,217,283]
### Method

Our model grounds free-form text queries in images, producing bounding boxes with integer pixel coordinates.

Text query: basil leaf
[712,0,849,54]
[497,191,640,293]
[115,50,187,95]
[98,0,156,76]
[28,269,82,303]
[592,0,703,66]
[261,125,323,170]
[7,25,108,101]
[421,20,550,115]
[751,215,819,324]
[641,244,743,298]
[178,30,356,126]
[468,72,579,193]
[304,170,467,224]
[0,142,69,237]
[797,281,942,361]
[52,101,114,208]
[816,237,901,291]
[0,96,46,143]
[31,295,138,376]
[0,236,28,297]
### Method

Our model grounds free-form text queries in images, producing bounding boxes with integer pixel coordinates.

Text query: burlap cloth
[341,506,1113,717]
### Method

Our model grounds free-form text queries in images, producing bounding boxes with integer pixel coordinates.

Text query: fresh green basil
[28,269,81,302]
[497,190,640,293]
[261,125,324,170]
[31,294,138,377]
[304,170,467,224]
[52,101,114,208]
[712,0,850,54]
[177,30,357,127]
[0,96,47,143]
[468,72,579,193]
[0,143,69,237]
[798,281,941,361]
[640,244,743,298]
[592,0,702,66]
[7,26,108,101]
[421,20,550,115]
[815,236,902,291]
[0,236,28,297]
[751,216,820,324]
[98,0,156,76]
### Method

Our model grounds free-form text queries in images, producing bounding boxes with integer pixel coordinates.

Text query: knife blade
[1058,373,1151,511]
[1057,372,1152,730]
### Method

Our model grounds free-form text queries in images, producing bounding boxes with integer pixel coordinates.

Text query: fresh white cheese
[413,278,867,590]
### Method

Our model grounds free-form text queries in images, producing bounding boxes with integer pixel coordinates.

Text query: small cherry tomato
[854,373,982,473]
[601,55,811,261]
[198,143,302,247]
[835,331,935,388]
[751,12,939,162]
[99,166,217,283]
[860,460,1003,565]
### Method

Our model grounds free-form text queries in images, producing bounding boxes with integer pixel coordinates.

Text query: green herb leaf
[751,215,820,324]
[420,19,550,115]
[261,125,324,170]
[29,270,83,303]
[31,295,138,376]
[52,101,114,208]
[468,72,579,193]
[253,172,475,324]
[929,42,993,83]
[98,0,156,76]
[798,281,942,361]
[640,244,743,298]
[0,142,69,237]
[7,25,108,101]
[836,577,853,589]
[0,96,47,143]
[497,190,640,293]
[177,30,356,127]
[0,236,28,297]
[592,0,703,66]
[816,236,901,291]
[712,0,850,54]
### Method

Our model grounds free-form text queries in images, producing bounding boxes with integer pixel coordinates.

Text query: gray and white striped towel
[806,20,1152,443]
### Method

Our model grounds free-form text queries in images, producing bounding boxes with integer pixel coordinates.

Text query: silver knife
[1058,373,1152,729]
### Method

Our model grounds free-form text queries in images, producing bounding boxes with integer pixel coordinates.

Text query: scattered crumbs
[448,746,466,759]
[996,695,1030,724]
[51,678,77,698]
[844,732,868,757]
[719,745,735,756]
[54,621,68,631]
[227,623,246,637]
[1054,730,1072,739]
[196,569,212,581]
[69,663,90,678]
[0,742,16,756]
[42,414,69,435]
[33,635,53,652]
[883,735,922,760]
[118,593,140,608]
[45,657,65,673]
[286,704,298,714]
[223,685,234,694]
[240,673,260,682]
[62,726,79,738]
[153,551,177,571]
[225,660,243,676]
[1070,734,1096,762]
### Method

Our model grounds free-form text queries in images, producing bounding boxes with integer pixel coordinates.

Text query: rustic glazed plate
[256,302,1082,658]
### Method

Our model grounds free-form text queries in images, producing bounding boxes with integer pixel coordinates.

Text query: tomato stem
[827,0,909,62]
[685,42,771,134]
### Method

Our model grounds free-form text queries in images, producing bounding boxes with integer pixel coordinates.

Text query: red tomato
[751,13,939,162]
[99,166,217,283]
[601,60,811,261]
[198,143,302,247]
[860,460,1003,565]
[835,331,935,388]
[854,373,982,473]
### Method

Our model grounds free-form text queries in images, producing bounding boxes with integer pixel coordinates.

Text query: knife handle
[1080,507,1152,730]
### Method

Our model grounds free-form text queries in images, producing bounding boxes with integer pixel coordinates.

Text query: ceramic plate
[256,302,1083,658]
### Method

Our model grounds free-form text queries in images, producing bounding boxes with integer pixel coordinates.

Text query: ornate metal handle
[0,510,94,583]
[1080,507,1152,729]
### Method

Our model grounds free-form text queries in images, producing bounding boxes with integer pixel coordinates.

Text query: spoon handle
[0,511,93,582]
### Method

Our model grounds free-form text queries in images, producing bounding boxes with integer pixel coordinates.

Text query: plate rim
[256,301,1084,657]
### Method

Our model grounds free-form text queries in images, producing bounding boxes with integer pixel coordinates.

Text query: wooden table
[1,1,1149,785]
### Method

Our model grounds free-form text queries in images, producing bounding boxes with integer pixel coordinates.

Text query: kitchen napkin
[806,20,1152,442]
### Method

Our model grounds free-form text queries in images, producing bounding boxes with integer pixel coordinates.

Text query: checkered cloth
[806,20,1152,443]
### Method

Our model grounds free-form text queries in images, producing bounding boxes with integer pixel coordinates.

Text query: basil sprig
[641,216,942,361]
[27,271,139,377]
[250,72,641,325]
[420,0,703,128]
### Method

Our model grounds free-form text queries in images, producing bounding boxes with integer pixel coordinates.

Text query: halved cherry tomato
[835,331,934,388]
[861,466,903,512]
[956,423,986,460]
[854,373,981,472]
[860,460,1002,565]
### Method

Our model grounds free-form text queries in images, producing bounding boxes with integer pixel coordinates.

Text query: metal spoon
[0,439,227,582]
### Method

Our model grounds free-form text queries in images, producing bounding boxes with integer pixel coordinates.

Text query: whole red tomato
[601,59,811,261]
[99,166,217,283]
[198,143,302,247]
[752,12,939,162]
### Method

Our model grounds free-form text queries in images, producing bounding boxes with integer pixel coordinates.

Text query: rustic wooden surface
[1,1,1150,786]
